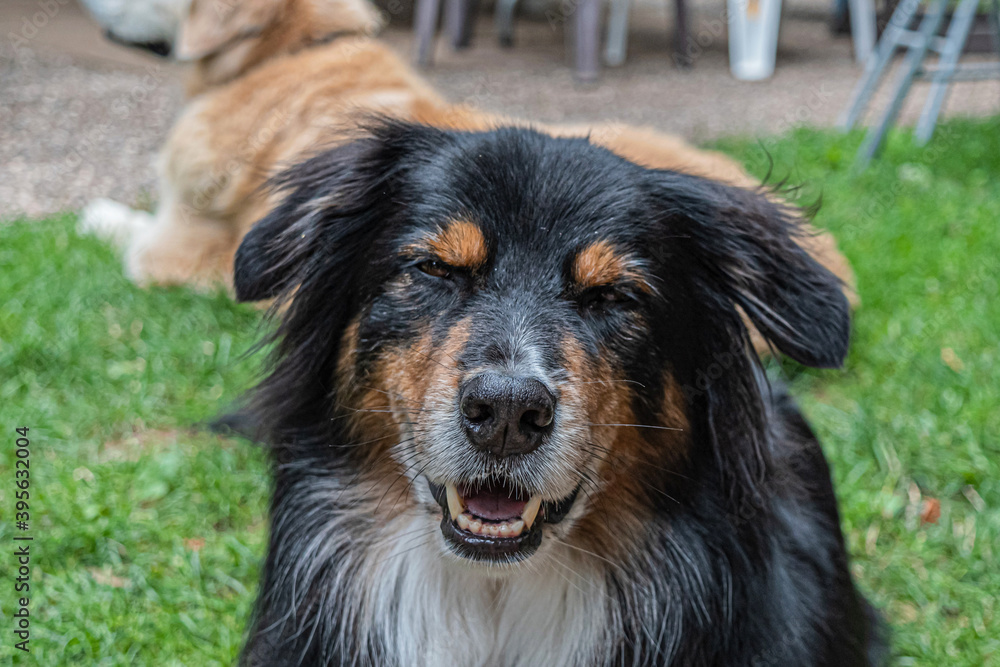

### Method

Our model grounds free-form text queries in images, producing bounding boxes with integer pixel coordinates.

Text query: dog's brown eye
[599,290,626,303]
[417,260,452,279]
[580,287,630,311]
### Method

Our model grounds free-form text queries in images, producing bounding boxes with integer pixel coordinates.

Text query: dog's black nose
[459,373,555,457]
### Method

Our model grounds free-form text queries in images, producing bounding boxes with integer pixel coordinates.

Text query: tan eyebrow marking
[410,220,488,270]
[572,240,652,292]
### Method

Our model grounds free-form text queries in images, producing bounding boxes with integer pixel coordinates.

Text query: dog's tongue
[460,484,527,521]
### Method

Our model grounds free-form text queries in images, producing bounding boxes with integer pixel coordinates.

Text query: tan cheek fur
[334,318,424,519]
[559,336,690,558]
[403,319,472,424]
[337,314,474,500]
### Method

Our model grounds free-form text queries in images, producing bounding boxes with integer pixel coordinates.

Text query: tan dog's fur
[83,0,857,323]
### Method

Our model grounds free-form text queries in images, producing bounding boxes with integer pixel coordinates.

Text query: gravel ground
[0,54,183,219]
[1,0,998,220]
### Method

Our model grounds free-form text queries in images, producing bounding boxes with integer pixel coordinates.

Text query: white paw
[78,198,148,247]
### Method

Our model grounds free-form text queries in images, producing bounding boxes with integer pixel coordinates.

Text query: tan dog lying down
[82,0,857,340]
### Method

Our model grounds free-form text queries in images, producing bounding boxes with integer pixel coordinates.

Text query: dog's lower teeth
[455,512,525,538]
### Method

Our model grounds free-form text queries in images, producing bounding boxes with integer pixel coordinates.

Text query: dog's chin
[426,478,580,567]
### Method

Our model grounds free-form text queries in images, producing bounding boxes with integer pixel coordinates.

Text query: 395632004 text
[13,426,32,655]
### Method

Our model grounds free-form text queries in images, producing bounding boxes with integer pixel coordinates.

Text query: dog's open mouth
[427,478,580,563]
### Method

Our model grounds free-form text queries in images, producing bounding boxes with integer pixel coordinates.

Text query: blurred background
[2,0,999,218]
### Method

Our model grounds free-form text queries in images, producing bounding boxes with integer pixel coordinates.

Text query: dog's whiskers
[585,422,684,432]
[581,441,690,479]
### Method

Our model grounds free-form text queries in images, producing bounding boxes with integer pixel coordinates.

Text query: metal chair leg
[915,0,979,143]
[675,0,692,67]
[496,0,518,47]
[574,0,601,80]
[991,0,1000,55]
[855,0,948,165]
[605,0,631,66]
[414,0,443,66]
[839,0,921,129]
[446,0,478,49]
[847,0,877,63]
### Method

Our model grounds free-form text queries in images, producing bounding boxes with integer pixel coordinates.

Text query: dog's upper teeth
[521,495,542,529]
[446,483,464,520]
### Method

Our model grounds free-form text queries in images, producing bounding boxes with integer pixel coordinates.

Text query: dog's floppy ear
[647,171,851,368]
[176,0,281,61]
[234,137,385,303]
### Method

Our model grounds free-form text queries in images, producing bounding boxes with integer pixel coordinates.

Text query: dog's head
[176,0,383,91]
[236,121,850,569]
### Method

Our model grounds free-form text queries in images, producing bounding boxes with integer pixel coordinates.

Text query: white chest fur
[364,517,612,667]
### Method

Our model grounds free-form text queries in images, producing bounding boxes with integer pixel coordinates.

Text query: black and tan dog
[234,120,885,666]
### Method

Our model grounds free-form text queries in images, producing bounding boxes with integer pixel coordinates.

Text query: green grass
[0,220,268,665]
[2,116,998,664]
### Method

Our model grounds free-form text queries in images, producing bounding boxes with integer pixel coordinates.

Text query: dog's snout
[459,374,555,457]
